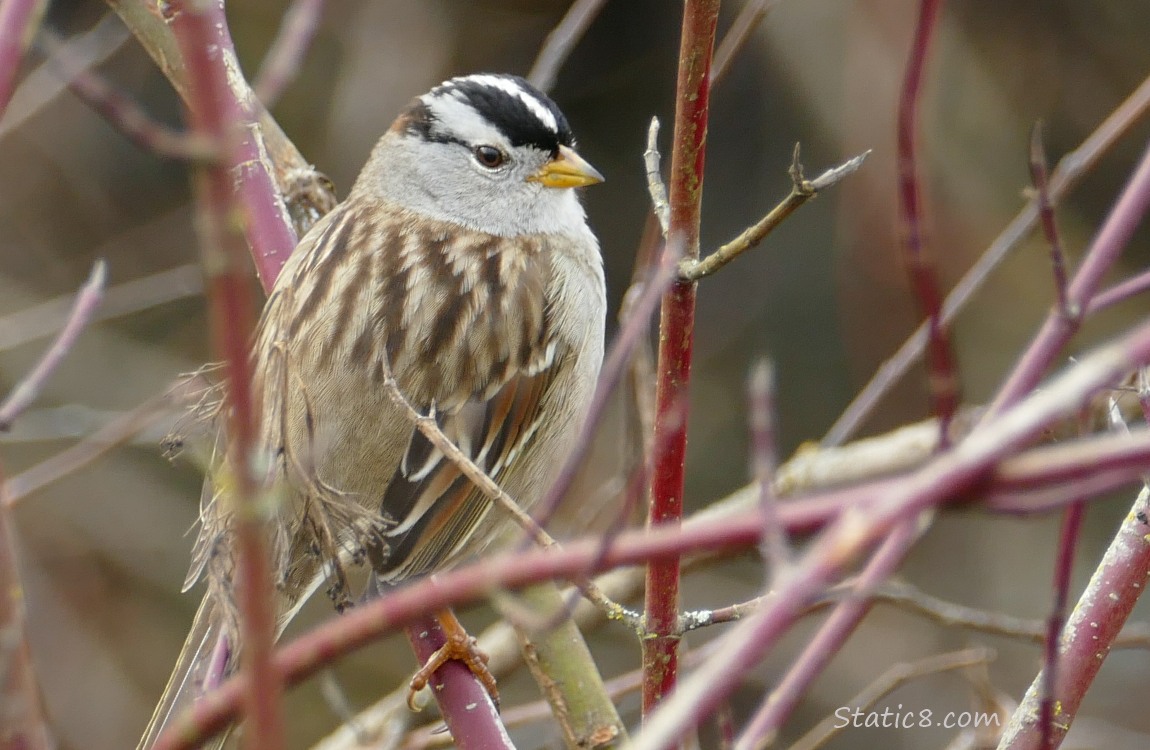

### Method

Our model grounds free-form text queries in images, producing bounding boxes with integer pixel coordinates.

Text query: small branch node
[644,116,670,237]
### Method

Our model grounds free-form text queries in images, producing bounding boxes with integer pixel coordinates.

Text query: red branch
[990,140,1150,416]
[643,0,721,721]
[169,2,287,748]
[151,418,1150,750]
[896,0,959,443]
[998,486,1150,750]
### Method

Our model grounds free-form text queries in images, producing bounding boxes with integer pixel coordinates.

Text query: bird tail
[137,594,233,750]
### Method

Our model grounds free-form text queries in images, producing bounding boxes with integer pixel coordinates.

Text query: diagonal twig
[0,260,107,431]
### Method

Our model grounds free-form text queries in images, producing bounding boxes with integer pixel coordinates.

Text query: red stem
[405,613,512,750]
[643,0,721,721]
[170,2,288,748]
[999,486,1150,750]
[990,140,1150,416]
[896,0,959,443]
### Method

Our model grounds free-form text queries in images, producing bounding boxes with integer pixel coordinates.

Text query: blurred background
[2,0,1150,748]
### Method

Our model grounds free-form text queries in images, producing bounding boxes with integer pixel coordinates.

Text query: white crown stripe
[454,74,559,134]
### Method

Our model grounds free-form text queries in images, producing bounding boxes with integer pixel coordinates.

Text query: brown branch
[679,146,868,281]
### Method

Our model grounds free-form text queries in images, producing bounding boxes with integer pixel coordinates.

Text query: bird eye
[473,145,506,169]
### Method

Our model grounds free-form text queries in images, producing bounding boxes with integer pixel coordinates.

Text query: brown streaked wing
[373,365,557,583]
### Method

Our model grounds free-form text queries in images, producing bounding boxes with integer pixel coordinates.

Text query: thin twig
[825,73,1150,447]
[631,315,1150,750]
[527,240,681,539]
[1028,122,1073,320]
[709,0,780,85]
[5,385,183,504]
[645,116,670,236]
[375,363,636,627]
[0,478,54,750]
[989,139,1150,417]
[38,28,215,160]
[787,648,997,750]
[0,263,201,354]
[1086,267,1150,315]
[253,0,327,107]
[732,518,928,750]
[527,0,609,93]
[896,0,959,446]
[0,0,47,117]
[679,146,868,281]
[0,260,107,431]
[748,358,790,579]
[0,12,129,139]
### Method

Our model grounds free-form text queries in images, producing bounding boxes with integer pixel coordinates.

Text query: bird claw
[407,629,498,711]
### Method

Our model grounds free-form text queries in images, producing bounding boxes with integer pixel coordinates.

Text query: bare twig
[1028,122,1073,320]
[527,240,680,540]
[0,260,106,431]
[0,478,54,750]
[38,28,215,160]
[645,116,670,236]
[527,0,609,93]
[0,263,201,354]
[1086,267,1150,315]
[680,146,868,282]
[748,358,791,579]
[0,0,47,117]
[788,648,997,750]
[732,518,929,749]
[710,0,780,85]
[1,12,128,139]
[631,317,1150,750]
[5,386,183,504]
[897,0,959,445]
[825,73,1150,447]
[989,139,1150,417]
[253,0,327,107]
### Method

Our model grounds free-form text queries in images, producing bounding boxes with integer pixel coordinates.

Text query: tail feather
[137,595,232,750]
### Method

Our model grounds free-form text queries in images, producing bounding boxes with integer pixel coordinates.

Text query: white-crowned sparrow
[140,73,605,748]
